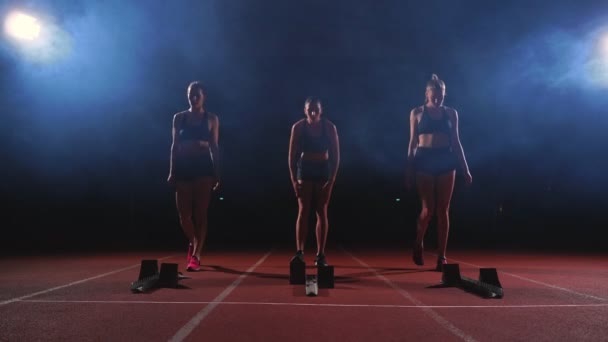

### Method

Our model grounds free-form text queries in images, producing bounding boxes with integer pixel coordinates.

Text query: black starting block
[479,268,503,290]
[130,260,184,293]
[158,262,179,288]
[441,264,504,299]
[289,258,306,285]
[441,264,462,286]
[317,265,334,289]
[290,258,335,294]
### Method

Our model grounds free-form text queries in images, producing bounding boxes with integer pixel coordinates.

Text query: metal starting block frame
[130,260,184,293]
[441,263,504,299]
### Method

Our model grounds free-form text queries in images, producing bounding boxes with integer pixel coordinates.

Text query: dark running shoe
[315,253,328,267]
[290,250,304,263]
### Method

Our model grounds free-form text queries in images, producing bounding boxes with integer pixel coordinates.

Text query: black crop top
[301,119,330,153]
[178,111,211,142]
[417,106,452,136]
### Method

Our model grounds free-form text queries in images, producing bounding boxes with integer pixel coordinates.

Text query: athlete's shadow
[334,266,436,284]
[203,264,434,285]
[204,265,288,280]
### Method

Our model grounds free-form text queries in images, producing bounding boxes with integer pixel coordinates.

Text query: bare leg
[192,177,214,258]
[415,173,436,246]
[175,181,195,244]
[296,182,314,251]
[314,181,332,256]
[435,171,456,260]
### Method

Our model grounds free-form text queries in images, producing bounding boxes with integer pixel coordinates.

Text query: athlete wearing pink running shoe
[167,81,220,272]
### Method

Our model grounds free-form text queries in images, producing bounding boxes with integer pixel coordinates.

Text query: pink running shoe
[187,255,201,272]
[187,243,193,263]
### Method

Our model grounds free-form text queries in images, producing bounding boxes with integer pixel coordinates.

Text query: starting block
[158,262,179,288]
[479,268,503,290]
[317,265,334,289]
[441,264,504,299]
[290,258,335,293]
[289,257,306,285]
[130,260,183,293]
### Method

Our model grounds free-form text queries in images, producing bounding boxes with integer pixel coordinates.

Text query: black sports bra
[301,119,330,153]
[417,106,452,136]
[178,112,211,142]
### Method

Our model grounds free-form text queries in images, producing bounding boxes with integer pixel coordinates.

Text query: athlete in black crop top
[406,74,472,272]
[416,106,452,137]
[168,81,221,272]
[288,96,340,267]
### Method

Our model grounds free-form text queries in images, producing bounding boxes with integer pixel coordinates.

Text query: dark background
[1,0,607,254]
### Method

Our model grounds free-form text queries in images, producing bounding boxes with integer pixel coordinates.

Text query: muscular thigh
[313,181,332,208]
[298,181,315,210]
[193,177,214,202]
[416,173,435,209]
[175,181,194,215]
[436,171,455,210]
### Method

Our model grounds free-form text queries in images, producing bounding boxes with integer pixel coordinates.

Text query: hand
[463,170,472,185]
[198,140,209,149]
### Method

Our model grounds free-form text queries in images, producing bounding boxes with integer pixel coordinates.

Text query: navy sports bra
[417,106,452,136]
[178,111,211,142]
[301,119,330,153]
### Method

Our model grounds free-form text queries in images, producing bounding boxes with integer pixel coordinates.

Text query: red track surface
[1,247,607,341]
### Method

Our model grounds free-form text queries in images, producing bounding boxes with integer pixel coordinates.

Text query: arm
[288,122,300,186]
[327,121,340,184]
[448,108,471,176]
[209,113,221,180]
[405,108,419,188]
[168,113,179,179]
[407,108,419,171]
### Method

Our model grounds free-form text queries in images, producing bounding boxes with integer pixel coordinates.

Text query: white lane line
[168,250,272,342]
[0,255,177,306]
[21,299,608,309]
[343,249,478,342]
[443,255,607,302]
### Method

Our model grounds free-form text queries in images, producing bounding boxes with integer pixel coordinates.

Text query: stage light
[3,10,72,64]
[599,33,608,59]
[4,11,41,41]
[587,30,608,87]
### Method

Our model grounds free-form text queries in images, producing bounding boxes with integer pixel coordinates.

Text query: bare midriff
[300,151,329,161]
[177,140,210,157]
[417,133,450,148]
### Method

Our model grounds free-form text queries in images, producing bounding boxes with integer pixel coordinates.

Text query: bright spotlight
[3,10,72,64]
[4,11,41,41]
[587,30,608,87]
[600,33,608,59]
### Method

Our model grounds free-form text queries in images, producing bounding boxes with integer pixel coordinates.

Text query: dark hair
[304,96,322,107]
[426,74,446,91]
[187,81,207,96]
